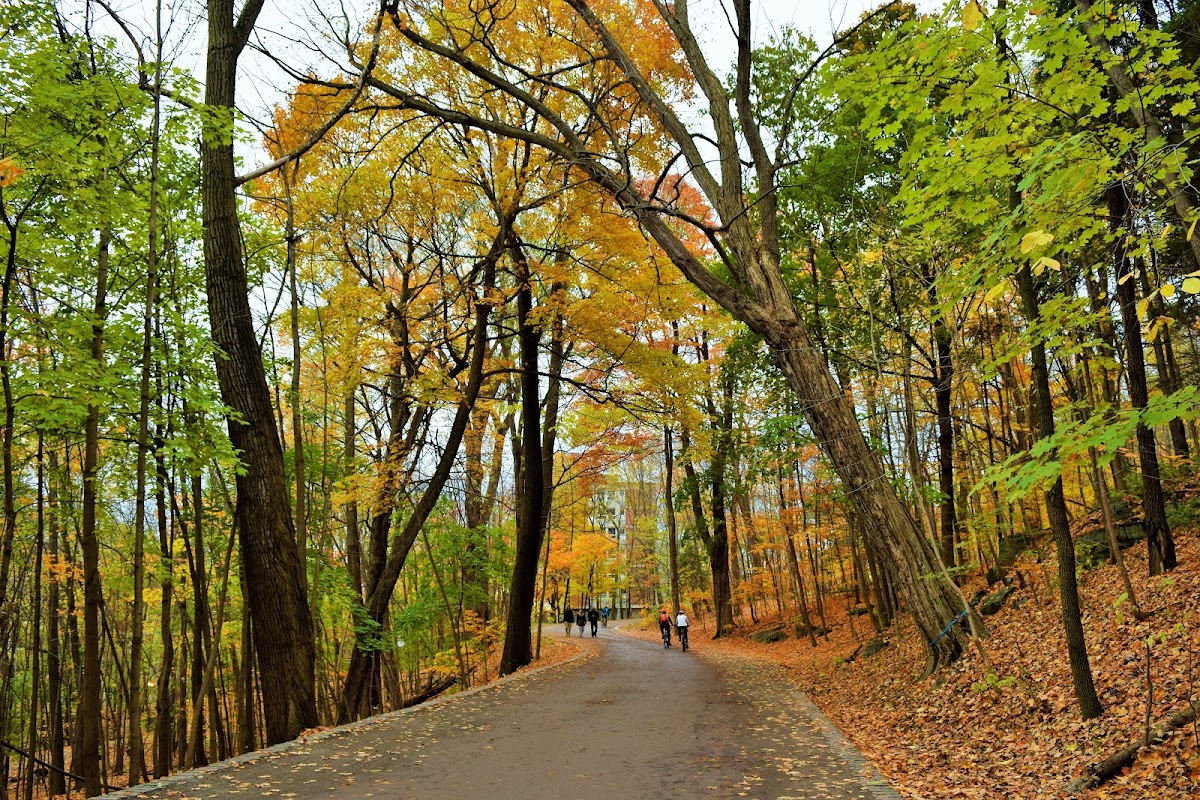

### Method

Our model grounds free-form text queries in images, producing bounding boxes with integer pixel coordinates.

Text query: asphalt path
[111,624,901,800]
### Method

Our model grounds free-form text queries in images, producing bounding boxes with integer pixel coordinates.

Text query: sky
[84,0,880,126]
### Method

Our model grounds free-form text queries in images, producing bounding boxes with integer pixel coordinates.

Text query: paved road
[112,626,900,800]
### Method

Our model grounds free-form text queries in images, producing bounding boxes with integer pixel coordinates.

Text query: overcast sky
[79,0,879,161]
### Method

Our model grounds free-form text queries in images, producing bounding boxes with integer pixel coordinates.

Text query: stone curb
[105,640,592,799]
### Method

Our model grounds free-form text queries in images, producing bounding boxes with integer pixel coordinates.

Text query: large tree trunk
[203,0,318,745]
[499,257,545,675]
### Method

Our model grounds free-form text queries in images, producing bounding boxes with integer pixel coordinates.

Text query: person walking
[676,608,690,651]
[587,606,600,637]
[564,607,575,636]
[658,608,672,648]
[576,609,587,637]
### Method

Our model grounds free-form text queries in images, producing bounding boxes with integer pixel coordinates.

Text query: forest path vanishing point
[107,624,900,800]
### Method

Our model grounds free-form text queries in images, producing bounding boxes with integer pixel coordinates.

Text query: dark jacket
[564,609,575,623]
[587,608,599,622]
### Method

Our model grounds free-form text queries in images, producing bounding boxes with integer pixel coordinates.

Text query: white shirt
[676,612,689,628]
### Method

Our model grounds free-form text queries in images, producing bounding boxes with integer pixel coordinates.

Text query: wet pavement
[109,624,900,800]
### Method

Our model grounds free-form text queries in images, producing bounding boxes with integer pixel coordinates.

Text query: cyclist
[658,608,672,648]
[601,606,610,627]
[676,608,690,651]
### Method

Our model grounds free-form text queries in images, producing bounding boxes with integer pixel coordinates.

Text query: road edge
[104,640,592,799]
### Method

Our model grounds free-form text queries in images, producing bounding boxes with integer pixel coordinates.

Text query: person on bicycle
[676,608,690,651]
[601,606,610,627]
[659,609,672,647]
[587,606,600,637]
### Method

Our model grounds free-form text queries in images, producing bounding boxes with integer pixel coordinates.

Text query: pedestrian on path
[676,609,690,651]
[564,607,575,636]
[588,607,600,637]
[576,609,587,637]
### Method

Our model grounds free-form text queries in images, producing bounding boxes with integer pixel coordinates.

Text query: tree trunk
[664,427,681,613]
[22,437,44,800]
[368,0,973,666]
[1107,187,1176,574]
[203,0,318,744]
[777,462,817,646]
[79,226,111,797]
[46,450,64,796]
[1014,235,1103,721]
[285,167,308,570]
[339,247,497,720]
[151,414,175,776]
[499,257,545,675]
[343,390,362,603]
[923,262,959,569]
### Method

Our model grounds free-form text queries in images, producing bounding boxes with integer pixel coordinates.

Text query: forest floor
[691,520,1200,799]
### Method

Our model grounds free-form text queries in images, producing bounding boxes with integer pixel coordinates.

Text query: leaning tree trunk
[368,0,974,666]
[202,0,317,745]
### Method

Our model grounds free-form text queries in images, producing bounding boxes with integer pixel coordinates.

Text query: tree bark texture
[499,262,545,675]
[203,0,317,745]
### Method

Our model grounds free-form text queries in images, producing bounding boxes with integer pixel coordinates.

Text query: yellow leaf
[1159,283,1176,298]
[1136,296,1151,319]
[1146,317,1162,343]
[962,0,985,31]
[1019,230,1053,253]
[1188,217,1198,243]
[985,280,1008,303]
[1035,256,1061,272]
[1181,276,1200,294]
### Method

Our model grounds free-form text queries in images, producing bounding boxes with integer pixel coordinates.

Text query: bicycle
[678,625,689,651]
[660,624,671,648]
